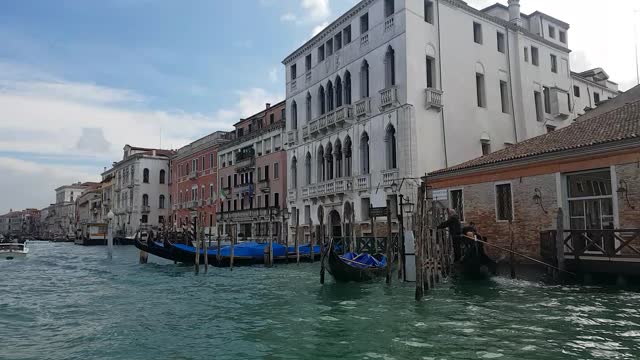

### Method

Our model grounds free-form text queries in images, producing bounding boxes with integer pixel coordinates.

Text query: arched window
[360,60,370,98]
[159,195,165,209]
[142,194,149,206]
[305,152,312,185]
[361,132,370,174]
[385,46,396,87]
[335,76,343,108]
[344,136,352,176]
[291,101,298,130]
[318,85,326,115]
[326,81,334,111]
[159,169,166,184]
[345,71,352,105]
[335,139,343,178]
[291,156,298,188]
[325,142,334,180]
[385,124,397,169]
[306,92,312,123]
[143,168,149,183]
[317,146,325,182]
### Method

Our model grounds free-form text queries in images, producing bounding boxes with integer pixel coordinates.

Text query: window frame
[496,31,505,53]
[531,46,539,66]
[424,0,434,24]
[473,22,483,44]
[494,181,514,222]
[449,188,465,222]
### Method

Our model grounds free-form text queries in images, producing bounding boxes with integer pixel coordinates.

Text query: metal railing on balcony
[379,86,397,108]
[425,88,444,110]
[355,98,371,118]
[382,169,399,187]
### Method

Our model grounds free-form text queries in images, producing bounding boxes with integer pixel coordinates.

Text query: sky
[0,0,639,214]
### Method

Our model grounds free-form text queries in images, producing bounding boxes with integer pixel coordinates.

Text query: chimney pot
[266,103,271,109]
[508,0,521,25]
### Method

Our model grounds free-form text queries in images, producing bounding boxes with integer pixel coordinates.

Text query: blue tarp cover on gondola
[340,252,386,269]
[172,241,321,259]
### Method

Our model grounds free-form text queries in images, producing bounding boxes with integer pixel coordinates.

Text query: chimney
[508,0,521,26]
[265,103,271,109]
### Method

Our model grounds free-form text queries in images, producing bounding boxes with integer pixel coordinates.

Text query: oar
[461,234,575,276]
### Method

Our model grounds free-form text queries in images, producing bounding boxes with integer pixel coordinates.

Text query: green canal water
[2,241,640,360]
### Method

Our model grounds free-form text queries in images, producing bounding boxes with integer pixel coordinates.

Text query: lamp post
[391,180,415,282]
[107,210,115,259]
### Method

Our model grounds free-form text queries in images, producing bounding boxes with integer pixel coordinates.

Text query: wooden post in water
[216,218,222,263]
[555,207,565,281]
[386,199,392,285]
[203,224,209,273]
[509,219,516,279]
[194,219,200,274]
[370,205,377,254]
[295,212,300,264]
[230,223,235,271]
[283,212,289,264]
[414,185,425,301]
[319,207,326,284]
[351,211,356,253]
[309,218,314,263]
[268,210,274,267]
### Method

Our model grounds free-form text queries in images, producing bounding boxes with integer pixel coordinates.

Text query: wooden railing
[541,229,640,258]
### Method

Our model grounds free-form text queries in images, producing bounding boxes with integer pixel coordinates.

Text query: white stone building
[102,145,174,237]
[42,182,92,239]
[283,0,619,236]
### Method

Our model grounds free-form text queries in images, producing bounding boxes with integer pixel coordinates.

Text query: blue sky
[0,0,638,213]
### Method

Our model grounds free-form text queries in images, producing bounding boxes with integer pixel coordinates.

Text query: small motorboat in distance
[0,242,29,260]
[327,246,387,282]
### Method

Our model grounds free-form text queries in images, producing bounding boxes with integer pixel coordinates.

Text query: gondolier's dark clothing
[437,215,463,261]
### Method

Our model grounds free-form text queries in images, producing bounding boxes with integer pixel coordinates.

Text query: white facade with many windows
[103,145,173,237]
[283,0,618,234]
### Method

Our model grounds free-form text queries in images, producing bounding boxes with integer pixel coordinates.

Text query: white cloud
[0,157,100,213]
[268,67,279,82]
[280,13,297,22]
[311,22,329,36]
[302,0,330,21]
[0,67,283,212]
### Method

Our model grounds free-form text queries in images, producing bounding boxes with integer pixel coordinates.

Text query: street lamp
[107,210,115,259]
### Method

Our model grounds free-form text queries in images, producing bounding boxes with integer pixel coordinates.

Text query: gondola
[134,236,177,262]
[326,246,387,282]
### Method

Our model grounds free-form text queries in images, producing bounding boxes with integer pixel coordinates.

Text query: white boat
[0,242,29,260]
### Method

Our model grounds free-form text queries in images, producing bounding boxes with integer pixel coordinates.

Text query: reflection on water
[1,241,639,360]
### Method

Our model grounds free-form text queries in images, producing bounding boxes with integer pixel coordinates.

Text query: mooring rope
[460,234,576,276]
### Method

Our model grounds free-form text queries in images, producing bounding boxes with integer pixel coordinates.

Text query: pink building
[170,132,229,232]
[217,101,288,241]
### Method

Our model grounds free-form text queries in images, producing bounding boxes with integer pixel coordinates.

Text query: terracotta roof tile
[430,85,640,176]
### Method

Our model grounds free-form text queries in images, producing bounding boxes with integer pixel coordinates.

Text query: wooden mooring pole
[194,219,200,274]
[230,224,235,271]
[386,199,392,285]
[203,225,209,273]
[414,185,425,301]
[295,216,300,265]
[309,218,314,263]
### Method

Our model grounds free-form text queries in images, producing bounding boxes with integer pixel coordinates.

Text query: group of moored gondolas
[135,234,322,267]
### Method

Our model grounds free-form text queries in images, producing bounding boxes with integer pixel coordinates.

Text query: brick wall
[437,173,558,261]
[616,162,640,229]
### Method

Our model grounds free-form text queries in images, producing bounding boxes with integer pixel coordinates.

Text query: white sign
[432,189,448,201]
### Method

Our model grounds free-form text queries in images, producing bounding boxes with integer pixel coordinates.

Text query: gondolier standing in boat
[437,209,463,262]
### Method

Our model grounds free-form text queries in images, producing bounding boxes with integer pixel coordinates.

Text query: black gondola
[326,246,387,282]
[134,236,177,262]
